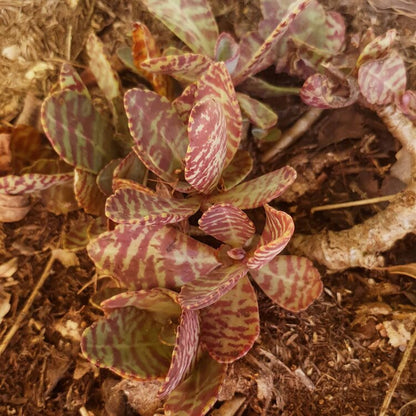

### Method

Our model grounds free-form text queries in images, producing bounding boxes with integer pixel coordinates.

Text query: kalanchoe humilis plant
[82,203,322,414]
[105,61,297,227]
[129,0,316,130]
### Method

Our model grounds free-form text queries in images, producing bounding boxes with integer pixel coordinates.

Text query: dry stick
[378,327,416,416]
[0,253,55,357]
[289,104,416,272]
[261,107,324,163]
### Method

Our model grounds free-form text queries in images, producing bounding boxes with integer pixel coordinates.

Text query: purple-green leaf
[105,188,200,226]
[185,96,227,193]
[300,74,359,109]
[215,32,240,75]
[208,166,296,209]
[236,92,278,129]
[173,83,198,123]
[59,63,89,97]
[141,53,213,84]
[200,276,259,363]
[358,51,406,105]
[141,0,218,57]
[125,88,187,183]
[159,308,200,398]
[195,62,242,169]
[112,151,147,189]
[239,77,301,99]
[220,150,253,191]
[249,255,322,312]
[199,203,255,247]
[87,224,220,290]
[0,172,73,195]
[179,264,248,310]
[81,308,173,381]
[164,352,227,416]
[233,0,312,84]
[41,90,116,173]
[74,168,106,215]
[247,205,294,270]
[97,158,121,196]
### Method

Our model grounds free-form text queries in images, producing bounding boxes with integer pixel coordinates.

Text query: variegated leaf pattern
[62,213,96,251]
[233,0,312,84]
[358,51,406,105]
[132,22,171,97]
[208,166,296,209]
[125,89,187,183]
[87,224,220,290]
[200,276,259,363]
[215,32,240,75]
[195,62,242,168]
[173,83,197,123]
[300,74,359,109]
[86,32,121,102]
[74,168,106,215]
[97,158,121,196]
[199,203,255,247]
[59,63,89,97]
[247,205,294,270]
[0,172,73,195]
[356,29,397,68]
[236,92,278,129]
[105,188,200,226]
[159,308,200,398]
[102,289,180,322]
[141,54,213,84]
[81,308,172,380]
[186,96,227,193]
[249,255,323,312]
[41,90,117,174]
[179,264,248,310]
[220,150,253,191]
[141,0,218,56]
[164,352,226,416]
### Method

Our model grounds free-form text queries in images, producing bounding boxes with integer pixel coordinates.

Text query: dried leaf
[375,263,416,279]
[52,248,80,268]
[0,193,31,222]
[0,286,10,325]
[0,258,18,277]
[59,63,90,97]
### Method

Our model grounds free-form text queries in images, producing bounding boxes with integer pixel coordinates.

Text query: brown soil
[0,1,415,415]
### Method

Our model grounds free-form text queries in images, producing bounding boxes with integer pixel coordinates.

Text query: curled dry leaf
[0,193,31,222]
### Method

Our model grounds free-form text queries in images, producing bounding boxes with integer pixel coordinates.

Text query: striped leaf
[159,308,200,398]
[300,74,359,109]
[87,224,220,290]
[195,62,242,168]
[81,308,173,381]
[247,205,294,270]
[356,29,397,68]
[141,53,213,84]
[124,89,187,183]
[41,90,117,174]
[249,255,322,312]
[59,63,89,97]
[233,0,312,84]
[86,32,121,102]
[199,203,255,247]
[208,166,296,209]
[105,188,200,226]
[102,289,180,320]
[141,0,218,57]
[97,158,121,196]
[179,264,248,310]
[164,352,226,416]
[173,83,197,123]
[186,96,227,193]
[220,150,253,191]
[358,51,406,105]
[62,214,97,251]
[200,276,259,363]
[74,168,106,215]
[215,32,240,75]
[236,92,278,129]
[0,172,73,195]
[112,151,147,188]
[132,22,171,97]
